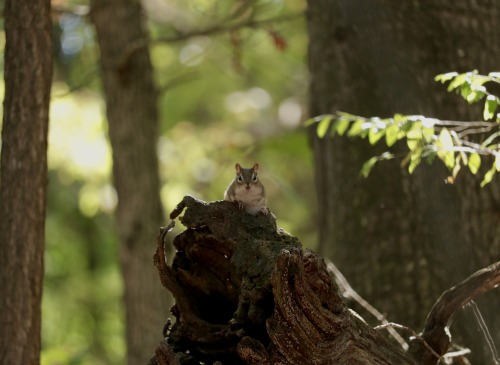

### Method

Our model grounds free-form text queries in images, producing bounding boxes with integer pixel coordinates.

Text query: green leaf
[409,149,422,174]
[435,72,458,83]
[468,153,481,175]
[481,165,496,187]
[333,118,350,136]
[406,121,423,140]
[436,128,454,170]
[347,118,367,137]
[393,113,407,124]
[407,139,419,151]
[496,154,500,172]
[360,156,378,178]
[447,73,468,92]
[405,121,423,151]
[304,115,323,127]
[483,95,498,120]
[423,150,437,165]
[466,90,485,104]
[460,82,472,100]
[368,127,385,145]
[422,125,435,143]
[385,122,400,147]
[316,115,333,138]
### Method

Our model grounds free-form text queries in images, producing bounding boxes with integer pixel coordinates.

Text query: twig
[434,119,496,128]
[469,300,500,364]
[408,260,500,364]
[324,259,409,349]
[374,323,444,363]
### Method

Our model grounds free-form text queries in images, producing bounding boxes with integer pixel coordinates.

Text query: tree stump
[149,196,416,364]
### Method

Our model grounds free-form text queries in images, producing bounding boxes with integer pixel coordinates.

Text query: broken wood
[149,196,416,364]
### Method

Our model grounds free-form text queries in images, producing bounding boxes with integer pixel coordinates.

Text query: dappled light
[38,0,310,364]
[2,0,499,364]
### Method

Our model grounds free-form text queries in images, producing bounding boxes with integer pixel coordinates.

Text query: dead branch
[407,260,500,365]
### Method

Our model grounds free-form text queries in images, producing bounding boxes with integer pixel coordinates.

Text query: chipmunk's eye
[238,175,243,182]
[252,175,258,182]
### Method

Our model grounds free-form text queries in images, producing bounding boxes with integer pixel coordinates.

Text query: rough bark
[148,196,416,365]
[0,0,52,362]
[89,1,172,363]
[307,1,500,362]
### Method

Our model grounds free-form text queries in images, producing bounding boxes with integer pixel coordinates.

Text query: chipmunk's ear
[235,163,241,173]
[253,163,259,172]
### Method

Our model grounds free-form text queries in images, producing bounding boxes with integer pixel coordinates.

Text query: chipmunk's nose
[245,184,250,190]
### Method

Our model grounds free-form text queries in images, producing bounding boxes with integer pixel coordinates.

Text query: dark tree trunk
[307,1,500,363]
[0,0,52,362]
[89,1,172,363]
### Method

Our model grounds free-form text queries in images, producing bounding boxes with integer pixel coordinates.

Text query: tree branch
[407,260,500,365]
[117,12,303,69]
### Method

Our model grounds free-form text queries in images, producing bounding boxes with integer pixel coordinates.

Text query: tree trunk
[89,1,172,363]
[0,0,52,362]
[307,1,500,363]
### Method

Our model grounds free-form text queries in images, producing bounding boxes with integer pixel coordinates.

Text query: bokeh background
[41,0,312,363]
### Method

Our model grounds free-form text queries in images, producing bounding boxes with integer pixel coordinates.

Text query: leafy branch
[306,70,500,186]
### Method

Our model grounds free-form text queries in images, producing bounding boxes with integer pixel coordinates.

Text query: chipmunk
[224,163,268,215]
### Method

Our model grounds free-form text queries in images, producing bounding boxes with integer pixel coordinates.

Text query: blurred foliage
[0,0,315,363]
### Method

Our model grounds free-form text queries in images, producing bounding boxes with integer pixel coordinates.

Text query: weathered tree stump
[149,196,416,364]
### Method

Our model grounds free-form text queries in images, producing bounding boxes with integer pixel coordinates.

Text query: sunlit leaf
[393,113,406,125]
[496,154,500,172]
[303,117,317,127]
[447,73,468,92]
[435,72,458,83]
[460,82,472,100]
[483,95,498,121]
[437,128,453,148]
[385,122,399,147]
[333,118,350,136]
[409,149,422,174]
[422,125,435,143]
[407,139,419,151]
[466,90,485,104]
[368,127,385,145]
[437,128,454,170]
[360,156,378,178]
[471,77,489,88]
[305,114,333,127]
[316,115,333,138]
[481,165,496,187]
[468,153,481,174]
[347,118,367,137]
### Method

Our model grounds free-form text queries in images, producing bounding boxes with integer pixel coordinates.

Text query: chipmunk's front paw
[236,200,245,211]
